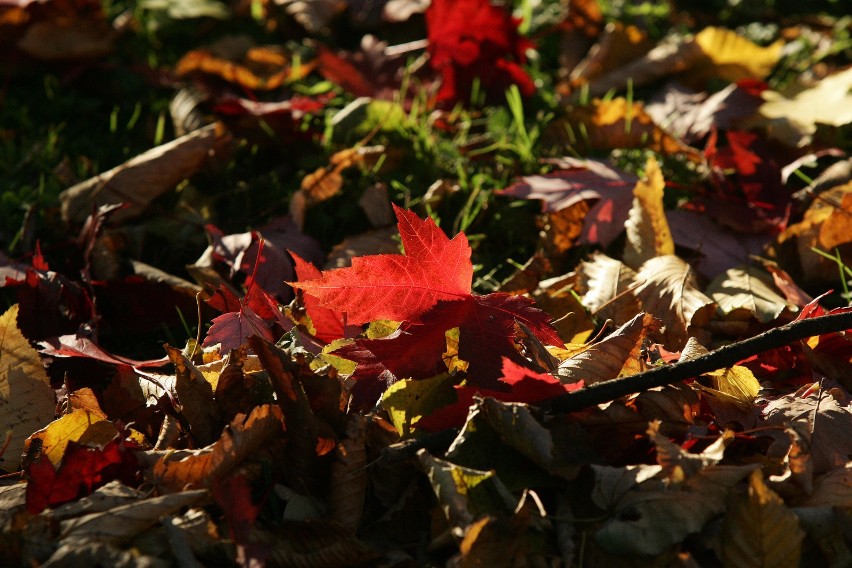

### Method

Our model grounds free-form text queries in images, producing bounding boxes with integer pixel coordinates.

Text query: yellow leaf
[694,27,783,82]
[380,374,457,437]
[623,155,674,268]
[27,409,117,467]
[757,67,852,147]
[0,304,55,467]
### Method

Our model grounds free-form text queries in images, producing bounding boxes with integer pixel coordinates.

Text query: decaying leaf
[150,404,284,492]
[556,312,661,385]
[720,469,804,568]
[59,123,229,224]
[576,252,641,325]
[167,345,220,448]
[0,304,56,469]
[596,462,757,555]
[680,338,760,411]
[328,413,367,532]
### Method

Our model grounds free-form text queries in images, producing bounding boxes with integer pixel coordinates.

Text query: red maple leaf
[290,252,352,344]
[425,0,534,105]
[293,207,562,406]
[291,205,472,325]
[26,437,140,514]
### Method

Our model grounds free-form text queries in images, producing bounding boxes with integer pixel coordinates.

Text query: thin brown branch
[542,309,852,414]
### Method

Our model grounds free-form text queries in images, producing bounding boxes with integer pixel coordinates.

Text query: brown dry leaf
[720,469,804,568]
[623,155,674,268]
[778,181,852,285]
[25,409,117,467]
[249,336,332,493]
[762,389,852,474]
[457,491,546,568]
[532,273,595,344]
[542,200,591,258]
[54,489,208,547]
[150,404,285,492]
[547,98,703,162]
[59,123,228,224]
[15,0,116,61]
[706,266,794,323]
[329,413,367,532]
[417,449,516,531]
[648,421,732,479]
[576,252,640,325]
[175,38,311,90]
[595,463,757,556]
[633,255,716,350]
[475,397,583,479]
[291,146,388,231]
[806,461,852,509]
[556,312,661,385]
[259,518,377,567]
[0,304,55,469]
[275,0,348,33]
[567,22,653,85]
[755,66,852,148]
[630,383,701,428]
[167,345,220,448]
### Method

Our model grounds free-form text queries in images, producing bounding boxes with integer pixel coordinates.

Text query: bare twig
[542,310,852,414]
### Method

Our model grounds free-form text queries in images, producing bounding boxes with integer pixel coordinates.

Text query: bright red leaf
[291,205,472,325]
[425,0,534,105]
[295,207,561,405]
[290,252,350,344]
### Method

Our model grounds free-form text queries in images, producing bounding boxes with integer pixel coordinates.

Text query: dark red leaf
[26,437,140,514]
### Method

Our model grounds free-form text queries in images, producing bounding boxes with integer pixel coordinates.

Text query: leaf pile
[2,0,852,567]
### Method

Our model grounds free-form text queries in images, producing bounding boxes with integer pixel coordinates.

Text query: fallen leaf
[150,404,284,492]
[623,155,675,268]
[557,312,661,385]
[576,252,641,325]
[59,123,229,224]
[26,409,116,468]
[633,255,716,349]
[755,66,852,147]
[720,469,804,568]
[292,205,472,325]
[546,98,704,163]
[0,304,56,469]
[707,266,794,323]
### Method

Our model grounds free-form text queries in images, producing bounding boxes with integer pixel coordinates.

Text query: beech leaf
[633,255,716,349]
[707,266,794,323]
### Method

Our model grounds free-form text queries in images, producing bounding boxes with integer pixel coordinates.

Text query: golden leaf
[623,155,675,268]
[0,304,55,468]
